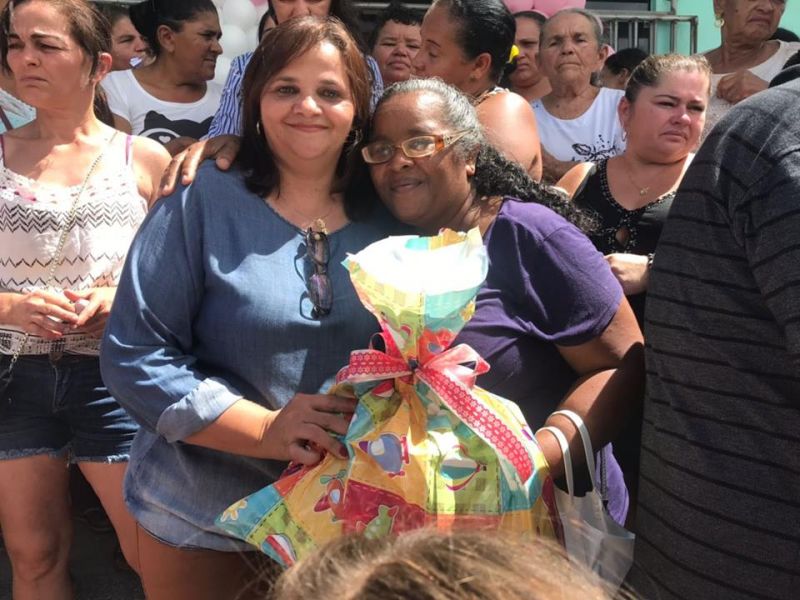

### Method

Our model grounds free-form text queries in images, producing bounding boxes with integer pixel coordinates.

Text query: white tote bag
[540,410,634,590]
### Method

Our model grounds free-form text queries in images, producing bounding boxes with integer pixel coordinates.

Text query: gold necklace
[623,159,651,198]
[267,195,337,233]
[472,86,504,106]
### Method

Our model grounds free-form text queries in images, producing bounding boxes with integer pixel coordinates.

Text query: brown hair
[0,0,114,124]
[0,0,111,77]
[272,530,615,600]
[625,53,711,103]
[237,16,372,219]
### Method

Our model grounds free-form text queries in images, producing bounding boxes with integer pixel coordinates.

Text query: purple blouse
[455,198,628,522]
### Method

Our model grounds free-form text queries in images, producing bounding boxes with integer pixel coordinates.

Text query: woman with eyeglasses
[100,17,399,599]
[359,77,644,525]
[160,0,544,193]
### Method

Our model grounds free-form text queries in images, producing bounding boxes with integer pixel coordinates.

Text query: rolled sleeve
[101,177,240,440]
[156,377,242,442]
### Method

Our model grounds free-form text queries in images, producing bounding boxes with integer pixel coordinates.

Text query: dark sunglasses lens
[309,272,332,316]
[306,231,330,265]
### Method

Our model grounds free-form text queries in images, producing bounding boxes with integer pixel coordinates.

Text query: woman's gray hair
[378,78,485,159]
[369,77,597,233]
[541,8,604,47]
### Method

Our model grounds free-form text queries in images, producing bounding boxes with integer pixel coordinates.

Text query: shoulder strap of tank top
[0,134,5,165]
[124,134,133,167]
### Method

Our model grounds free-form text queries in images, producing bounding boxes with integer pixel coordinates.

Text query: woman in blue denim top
[101,17,398,599]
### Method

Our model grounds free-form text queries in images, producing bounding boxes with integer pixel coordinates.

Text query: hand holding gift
[217,229,560,567]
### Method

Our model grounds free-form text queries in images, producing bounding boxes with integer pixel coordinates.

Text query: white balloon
[213,55,232,86]
[245,26,260,46]
[212,0,227,8]
[220,24,249,60]
[223,0,259,29]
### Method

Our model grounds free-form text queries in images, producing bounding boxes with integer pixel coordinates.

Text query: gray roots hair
[378,78,485,159]
[541,8,604,46]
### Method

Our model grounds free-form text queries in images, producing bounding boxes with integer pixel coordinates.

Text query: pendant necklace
[268,196,336,233]
[623,160,651,198]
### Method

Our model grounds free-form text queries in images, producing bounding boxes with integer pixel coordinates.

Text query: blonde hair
[272,530,615,600]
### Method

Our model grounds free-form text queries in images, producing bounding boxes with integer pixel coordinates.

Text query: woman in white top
[533,8,626,183]
[0,1,169,595]
[102,0,222,156]
[703,0,799,137]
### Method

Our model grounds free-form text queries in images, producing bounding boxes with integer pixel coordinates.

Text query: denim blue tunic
[101,162,397,550]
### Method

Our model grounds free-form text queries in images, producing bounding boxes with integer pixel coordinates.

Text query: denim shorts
[0,353,138,462]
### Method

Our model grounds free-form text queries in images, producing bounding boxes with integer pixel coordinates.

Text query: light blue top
[101,162,399,550]
[0,88,35,134]
[206,51,384,138]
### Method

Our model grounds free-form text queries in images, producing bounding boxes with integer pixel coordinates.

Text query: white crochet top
[0,134,147,355]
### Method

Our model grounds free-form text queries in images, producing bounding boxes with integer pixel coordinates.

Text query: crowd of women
[0,0,797,598]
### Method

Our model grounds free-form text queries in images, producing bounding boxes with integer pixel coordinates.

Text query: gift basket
[217,229,560,567]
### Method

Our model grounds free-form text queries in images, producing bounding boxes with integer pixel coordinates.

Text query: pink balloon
[503,0,534,13]
[531,0,586,18]
[251,0,269,6]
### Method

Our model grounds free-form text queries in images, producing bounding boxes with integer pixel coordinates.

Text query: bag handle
[538,425,575,501]
[551,409,597,491]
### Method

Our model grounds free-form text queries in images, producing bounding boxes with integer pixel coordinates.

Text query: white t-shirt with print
[532,87,626,162]
[102,69,222,145]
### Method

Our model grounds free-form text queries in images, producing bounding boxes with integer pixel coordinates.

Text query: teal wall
[651,0,800,53]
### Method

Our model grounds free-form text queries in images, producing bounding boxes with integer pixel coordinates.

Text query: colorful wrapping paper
[217,229,560,567]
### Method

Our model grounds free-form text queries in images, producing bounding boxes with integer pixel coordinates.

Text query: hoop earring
[256,121,263,135]
[714,13,724,28]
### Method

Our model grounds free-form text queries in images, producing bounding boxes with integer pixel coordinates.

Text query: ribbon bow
[337,334,534,483]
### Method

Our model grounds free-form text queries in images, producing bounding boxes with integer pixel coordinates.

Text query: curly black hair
[473,144,597,233]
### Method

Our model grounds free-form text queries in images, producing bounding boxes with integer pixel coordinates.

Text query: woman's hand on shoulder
[130,136,171,208]
[159,135,242,197]
[716,70,768,104]
[477,91,543,182]
[605,252,649,295]
[163,136,197,157]
[261,393,358,465]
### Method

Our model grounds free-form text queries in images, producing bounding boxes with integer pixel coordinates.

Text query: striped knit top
[0,134,147,355]
[630,76,800,599]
